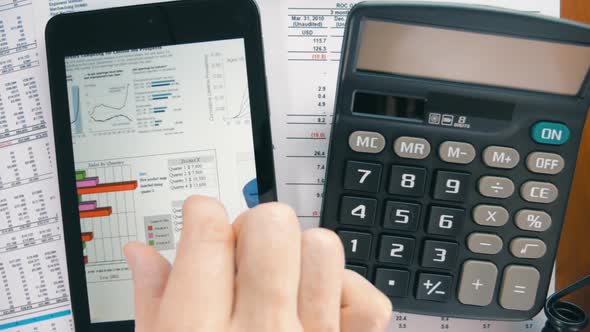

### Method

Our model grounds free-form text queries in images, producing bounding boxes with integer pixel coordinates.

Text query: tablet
[45,0,276,330]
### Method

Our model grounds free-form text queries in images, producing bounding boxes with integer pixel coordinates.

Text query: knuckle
[302,228,343,254]
[199,217,234,243]
[182,195,224,216]
[246,202,299,232]
[181,195,232,243]
[302,228,342,250]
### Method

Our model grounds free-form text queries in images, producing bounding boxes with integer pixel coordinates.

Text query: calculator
[320,2,590,321]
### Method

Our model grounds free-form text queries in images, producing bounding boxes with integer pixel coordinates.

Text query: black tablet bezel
[45,1,276,330]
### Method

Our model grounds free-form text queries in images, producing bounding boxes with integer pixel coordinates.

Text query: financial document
[0,0,559,331]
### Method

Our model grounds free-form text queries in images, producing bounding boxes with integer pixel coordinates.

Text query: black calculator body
[320,2,590,321]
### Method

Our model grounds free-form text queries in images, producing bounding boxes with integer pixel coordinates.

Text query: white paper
[0,0,560,330]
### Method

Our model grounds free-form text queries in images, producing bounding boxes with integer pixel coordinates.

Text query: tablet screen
[64,38,257,323]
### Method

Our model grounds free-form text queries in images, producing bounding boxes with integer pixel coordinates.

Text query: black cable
[542,275,590,332]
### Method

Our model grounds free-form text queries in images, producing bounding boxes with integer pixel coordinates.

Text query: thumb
[124,242,172,331]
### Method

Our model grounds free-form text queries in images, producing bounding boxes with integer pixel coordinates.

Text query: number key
[433,171,470,202]
[427,206,465,236]
[421,240,459,269]
[339,196,377,226]
[338,231,372,261]
[383,201,421,231]
[344,161,382,192]
[388,165,427,197]
[378,235,415,265]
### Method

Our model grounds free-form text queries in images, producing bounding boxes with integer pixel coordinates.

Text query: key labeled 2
[339,196,377,226]
[378,235,415,265]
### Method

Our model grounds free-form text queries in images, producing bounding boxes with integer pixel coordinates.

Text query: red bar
[77,181,138,195]
[83,256,89,264]
[80,207,112,219]
[81,232,94,242]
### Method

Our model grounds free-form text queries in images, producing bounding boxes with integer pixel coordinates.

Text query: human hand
[124,195,392,332]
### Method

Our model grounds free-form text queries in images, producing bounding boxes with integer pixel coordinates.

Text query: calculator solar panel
[320,2,590,320]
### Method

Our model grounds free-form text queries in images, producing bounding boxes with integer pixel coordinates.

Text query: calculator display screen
[353,92,514,124]
[357,20,590,96]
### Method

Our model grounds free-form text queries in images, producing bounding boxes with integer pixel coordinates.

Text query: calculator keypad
[458,260,498,307]
[439,141,476,164]
[509,238,547,259]
[375,268,410,297]
[472,205,509,227]
[427,206,465,236]
[520,181,559,204]
[388,165,427,197]
[514,210,552,232]
[326,129,569,318]
[499,266,540,311]
[394,136,431,159]
[383,201,421,231]
[339,196,377,226]
[378,235,415,265]
[467,233,503,255]
[344,161,382,192]
[478,176,515,199]
[339,231,372,260]
[482,146,520,169]
[526,152,565,175]
[433,171,470,202]
[421,240,459,269]
[348,131,386,154]
[416,274,452,302]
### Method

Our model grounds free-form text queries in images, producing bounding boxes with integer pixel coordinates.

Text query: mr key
[320,2,590,320]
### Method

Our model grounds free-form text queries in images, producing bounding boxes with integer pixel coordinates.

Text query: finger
[124,242,171,331]
[341,270,393,332]
[231,203,302,329]
[158,195,235,330]
[298,228,345,332]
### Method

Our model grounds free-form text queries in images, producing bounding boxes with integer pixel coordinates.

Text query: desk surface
[558,0,590,329]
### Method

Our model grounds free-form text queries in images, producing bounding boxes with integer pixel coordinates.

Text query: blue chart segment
[0,310,72,331]
[151,79,176,87]
[68,83,135,136]
[71,85,82,134]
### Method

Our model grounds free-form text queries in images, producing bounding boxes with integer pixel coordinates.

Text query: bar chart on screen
[75,151,221,283]
[75,164,139,282]
[76,165,137,270]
